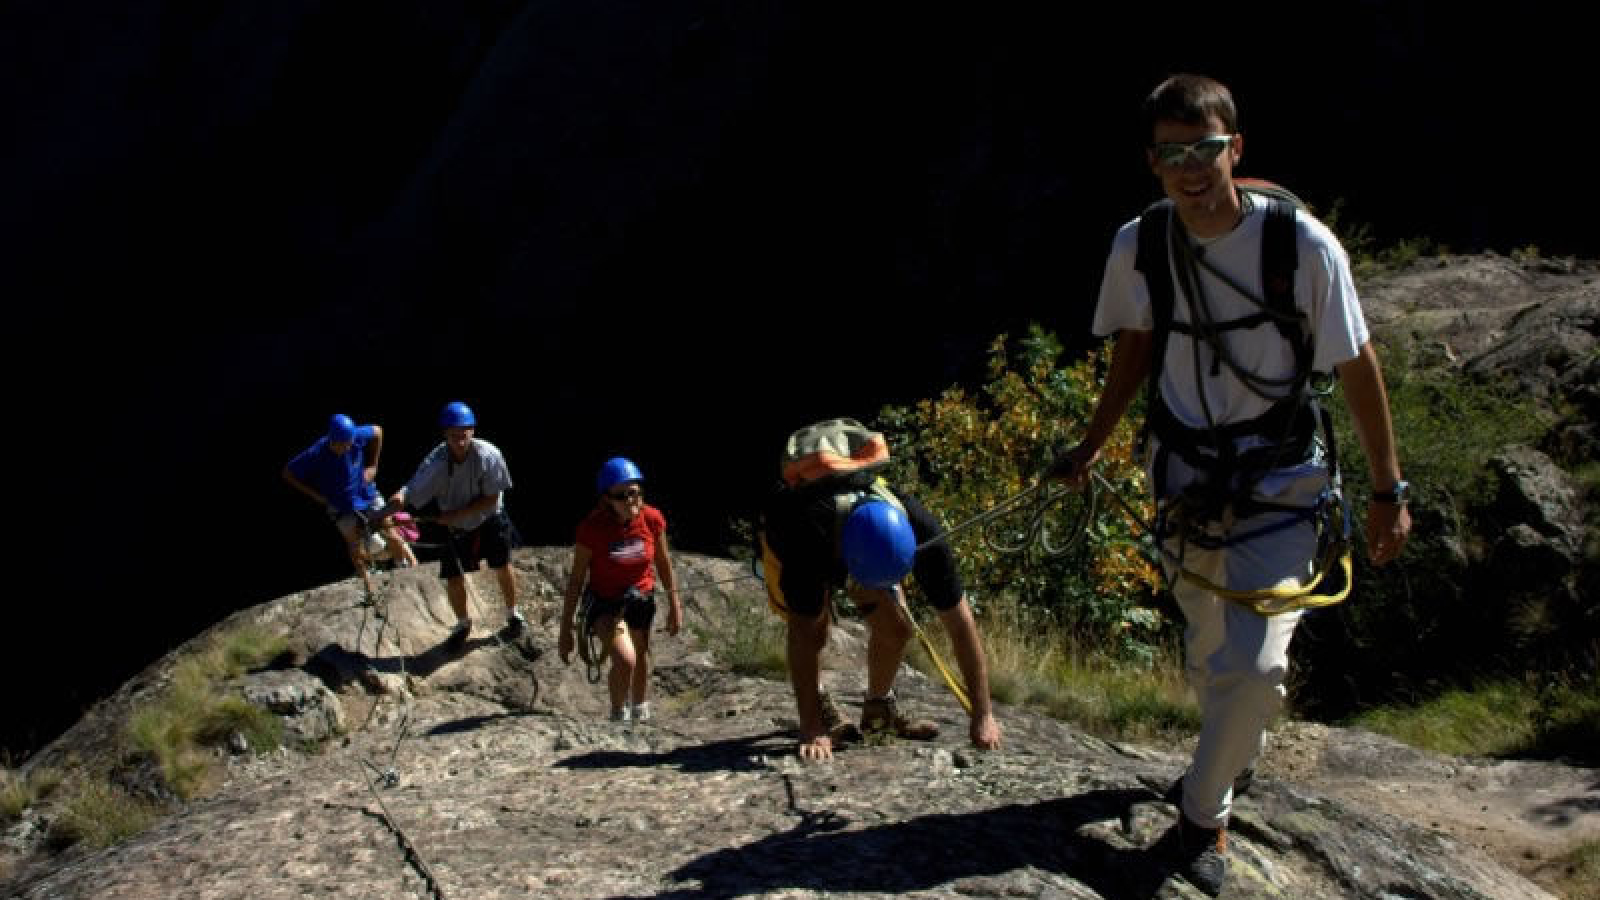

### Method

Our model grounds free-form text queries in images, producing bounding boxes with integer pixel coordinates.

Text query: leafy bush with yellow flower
[874,325,1167,660]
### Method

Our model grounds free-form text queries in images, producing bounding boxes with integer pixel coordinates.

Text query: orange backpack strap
[780,418,890,488]
[759,532,791,621]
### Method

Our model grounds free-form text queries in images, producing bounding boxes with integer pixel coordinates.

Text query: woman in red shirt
[558,457,682,723]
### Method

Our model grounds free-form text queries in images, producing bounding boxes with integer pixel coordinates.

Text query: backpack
[780,418,891,490]
[1134,178,1339,528]
[762,418,903,619]
[1137,177,1310,394]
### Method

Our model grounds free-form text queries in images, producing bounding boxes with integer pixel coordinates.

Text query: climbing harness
[1115,183,1356,615]
[574,590,604,685]
[1086,469,1352,616]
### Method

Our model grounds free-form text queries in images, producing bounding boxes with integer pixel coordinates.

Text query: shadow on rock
[557,730,795,774]
[424,710,539,737]
[1530,793,1600,826]
[307,630,532,687]
[610,788,1177,900]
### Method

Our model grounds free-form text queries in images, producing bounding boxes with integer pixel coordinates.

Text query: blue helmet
[327,413,357,443]
[439,401,476,428]
[596,457,644,495]
[841,500,917,589]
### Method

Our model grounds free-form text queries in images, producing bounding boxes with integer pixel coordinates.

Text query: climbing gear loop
[971,481,1099,558]
[575,591,604,685]
[1086,469,1352,616]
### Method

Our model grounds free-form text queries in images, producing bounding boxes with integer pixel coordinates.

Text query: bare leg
[493,565,519,613]
[629,626,652,706]
[859,586,912,698]
[339,522,375,595]
[786,609,832,760]
[382,524,417,567]
[446,576,469,623]
[604,616,637,717]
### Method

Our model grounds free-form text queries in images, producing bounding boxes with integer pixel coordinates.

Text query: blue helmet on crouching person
[596,457,644,495]
[841,500,917,589]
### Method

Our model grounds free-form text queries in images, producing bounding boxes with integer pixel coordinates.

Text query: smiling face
[445,426,474,461]
[604,482,643,523]
[1148,114,1243,239]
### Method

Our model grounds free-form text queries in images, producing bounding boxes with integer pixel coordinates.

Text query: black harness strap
[1134,189,1326,534]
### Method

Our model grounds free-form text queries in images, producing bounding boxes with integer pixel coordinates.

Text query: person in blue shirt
[283,413,417,596]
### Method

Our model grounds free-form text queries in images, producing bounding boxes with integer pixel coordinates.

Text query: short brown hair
[1143,74,1238,138]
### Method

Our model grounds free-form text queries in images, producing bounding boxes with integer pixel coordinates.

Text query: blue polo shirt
[286,425,380,514]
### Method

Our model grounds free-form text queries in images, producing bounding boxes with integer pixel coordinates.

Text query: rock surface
[6,547,1595,899]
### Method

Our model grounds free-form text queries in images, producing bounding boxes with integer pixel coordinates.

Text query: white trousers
[1160,466,1327,830]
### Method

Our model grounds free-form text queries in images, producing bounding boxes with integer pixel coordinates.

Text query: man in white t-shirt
[1051,74,1412,896]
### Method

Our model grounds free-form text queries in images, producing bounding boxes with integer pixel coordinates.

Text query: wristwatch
[1371,479,1411,505]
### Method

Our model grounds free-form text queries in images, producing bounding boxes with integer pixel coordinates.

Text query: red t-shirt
[576,504,666,598]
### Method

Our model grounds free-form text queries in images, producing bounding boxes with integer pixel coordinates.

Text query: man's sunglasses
[1151,135,1234,168]
[607,487,642,502]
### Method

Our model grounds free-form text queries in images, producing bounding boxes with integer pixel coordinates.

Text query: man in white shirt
[391,401,523,643]
[1052,74,1412,896]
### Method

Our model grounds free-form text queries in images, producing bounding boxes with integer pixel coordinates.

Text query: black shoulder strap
[1135,200,1175,397]
[1137,195,1309,395]
[1260,197,1311,374]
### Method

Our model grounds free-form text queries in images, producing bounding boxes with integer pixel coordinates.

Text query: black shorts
[760,485,964,619]
[439,511,516,579]
[584,586,657,632]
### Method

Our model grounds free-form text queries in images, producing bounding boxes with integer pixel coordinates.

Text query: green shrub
[1349,674,1599,763]
[1,766,61,822]
[1335,337,1543,517]
[1525,673,1600,764]
[1350,681,1540,757]
[218,623,289,674]
[1538,839,1599,900]
[1510,244,1543,264]
[125,622,290,798]
[908,595,1198,744]
[1323,198,1440,277]
[1294,336,1551,715]
[692,593,788,680]
[1,770,28,822]
[876,326,1164,654]
[195,696,284,753]
[50,777,159,850]
[128,703,213,799]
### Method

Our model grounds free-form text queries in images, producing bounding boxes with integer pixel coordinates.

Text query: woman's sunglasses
[607,487,642,502]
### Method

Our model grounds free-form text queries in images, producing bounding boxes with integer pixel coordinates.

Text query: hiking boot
[1176,815,1228,897]
[609,706,631,724]
[1164,767,1256,806]
[818,691,861,743]
[860,692,939,741]
[631,702,651,723]
[818,691,844,731]
[447,620,471,645]
[505,606,526,635]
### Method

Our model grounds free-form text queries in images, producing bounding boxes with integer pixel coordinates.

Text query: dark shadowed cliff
[1,1,1595,763]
